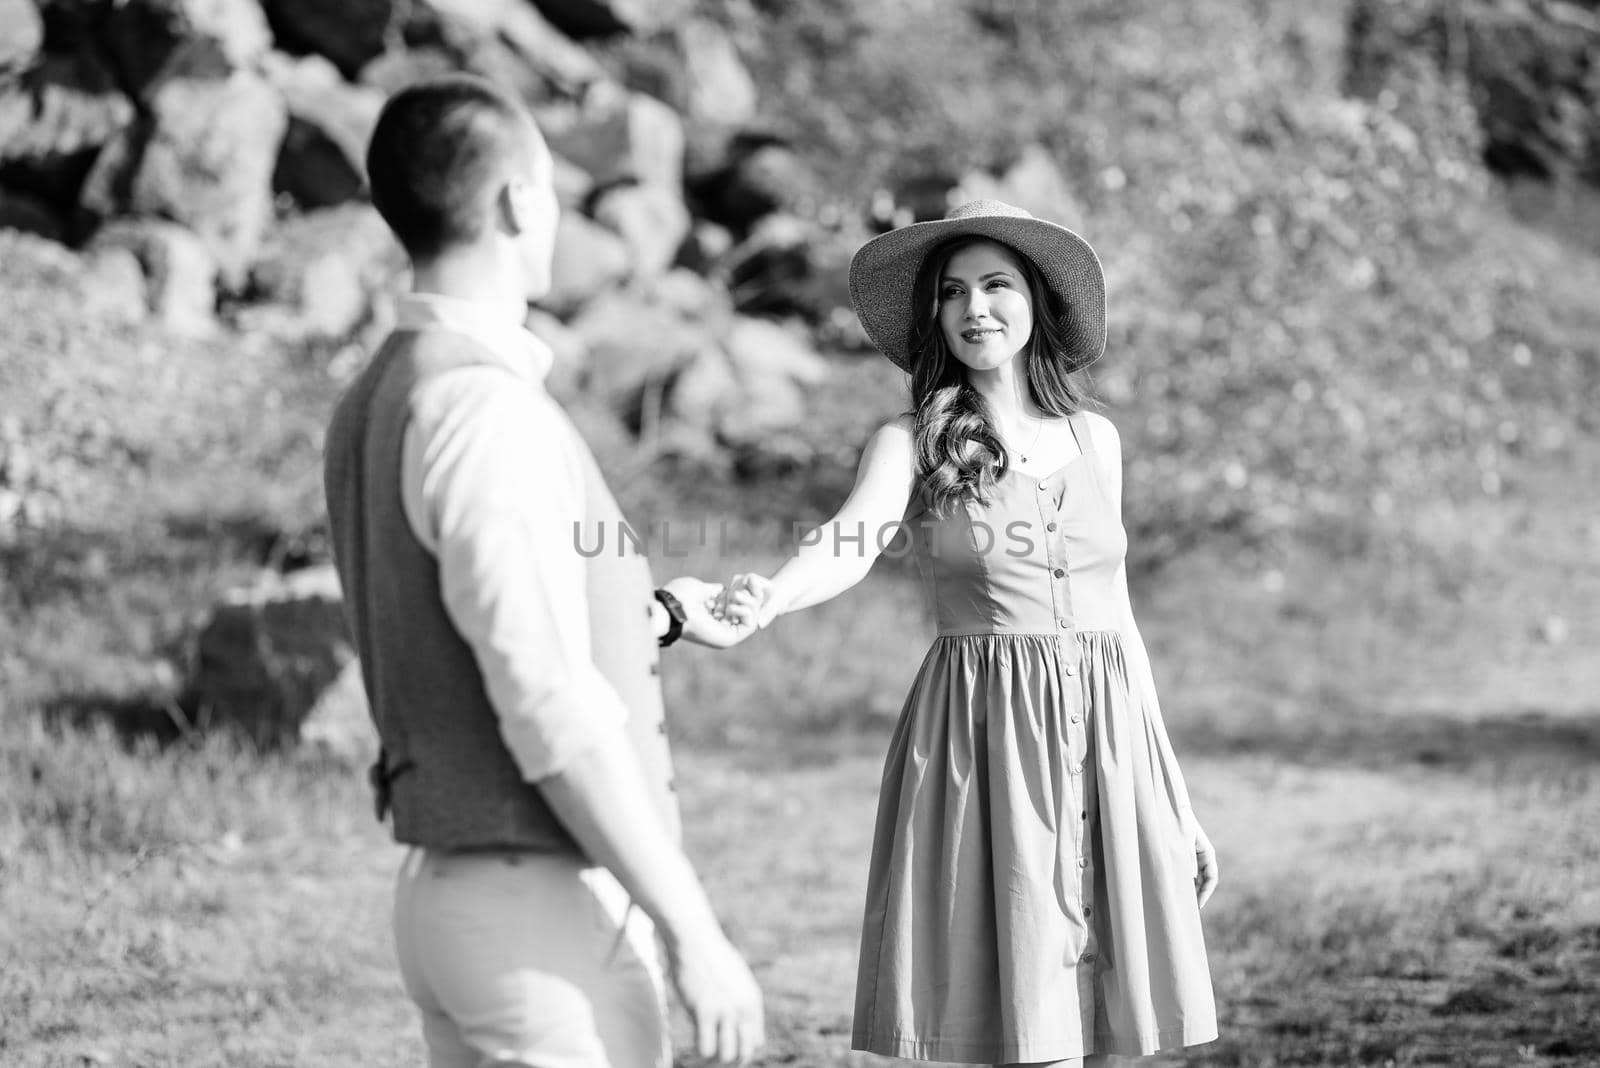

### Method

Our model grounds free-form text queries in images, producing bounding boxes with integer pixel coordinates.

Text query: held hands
[713,573,779,631]
[661,577,753,649]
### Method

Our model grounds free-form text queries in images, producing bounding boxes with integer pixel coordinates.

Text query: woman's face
[936,240,1035,373]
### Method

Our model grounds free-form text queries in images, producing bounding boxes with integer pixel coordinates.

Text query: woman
[720,200,1219,1066]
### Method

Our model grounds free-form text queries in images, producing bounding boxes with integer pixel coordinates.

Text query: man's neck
[408,247,526,327]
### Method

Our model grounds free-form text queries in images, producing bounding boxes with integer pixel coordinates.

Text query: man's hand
[665,927,765,1065]
[662,576,755,649]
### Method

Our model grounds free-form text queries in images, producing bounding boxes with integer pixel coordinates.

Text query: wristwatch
[653,587,686,647]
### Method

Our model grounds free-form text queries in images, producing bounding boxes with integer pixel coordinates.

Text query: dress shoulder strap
[1066,410,1092,454]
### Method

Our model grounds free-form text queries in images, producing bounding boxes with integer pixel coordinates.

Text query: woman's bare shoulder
[1081,410,1121,447]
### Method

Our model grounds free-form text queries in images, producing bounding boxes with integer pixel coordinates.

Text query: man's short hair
[366,75,540,260]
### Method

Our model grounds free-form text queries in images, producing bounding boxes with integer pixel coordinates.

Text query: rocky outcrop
[541,85,685,190]
[86,218,218,334]
[1,0,862,578]
[0,0,45,76]
[263,52,385,209]
[124,72,288,289]
[676,18,758,129]
[591,181,692,278]
[541,210,633,316]
[0,50,136,213]
[247,203,404,339]
[530,0,692,39]
[259,0,397,77]
[102,0,273,98]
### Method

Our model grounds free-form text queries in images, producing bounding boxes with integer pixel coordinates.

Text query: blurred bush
[698,0,1600,568]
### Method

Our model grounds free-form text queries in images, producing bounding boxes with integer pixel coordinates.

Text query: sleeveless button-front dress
[852,413,1218,1064]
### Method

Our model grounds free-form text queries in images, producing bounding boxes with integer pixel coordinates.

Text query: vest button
[1053,568,1065,578]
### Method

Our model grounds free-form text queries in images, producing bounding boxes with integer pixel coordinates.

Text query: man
[322,75,763,1068]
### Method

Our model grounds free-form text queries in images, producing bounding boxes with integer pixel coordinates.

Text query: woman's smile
[938,240,1035,368]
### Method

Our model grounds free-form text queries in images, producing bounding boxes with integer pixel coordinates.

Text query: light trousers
[392,847,670,1068]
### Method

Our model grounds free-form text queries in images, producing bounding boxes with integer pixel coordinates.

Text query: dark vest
[323,327,680,852]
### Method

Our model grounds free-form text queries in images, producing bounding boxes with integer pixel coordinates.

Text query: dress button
[1077,856,1088,870]
[657,721,667,735]
[1057,619,1070,628]
[667,778,677,792]
[1084,904,1094,918]
[1038,481,1048,491]
[1070,714,1082,724]
[649,662,660,676]
[1046,521,1058,532]
[1053,568,1065,578]
[1083,952,1097,964]
[1065,662,1076,676]
[1081,810,1088,820]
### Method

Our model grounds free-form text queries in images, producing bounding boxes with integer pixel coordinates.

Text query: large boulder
[0,50,136,210]
[716,316,826,443]
[0,188,67,241]
[263,51,385,209]
[540,84,684,190]
[666,318,825,447]
[0,0,44,76]
[86,218,217,335]
[568,275,721,409]
[125,71,288,290]
[190,565,368,755]
[539,210,632,315]
[357,45,459,95]
[676,18,758,129]
[101,0,273,98]
[691,137,824,233]
[721,212,857,320]
[591,181,692,279]
[246,202,405,339]
[421,0,606,99]
[261,0,399,77]
[529,0,692,39]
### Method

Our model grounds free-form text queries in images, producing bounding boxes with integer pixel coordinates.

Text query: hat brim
[848,215,1107,374]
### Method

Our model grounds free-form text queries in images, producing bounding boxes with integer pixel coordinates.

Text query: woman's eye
[987,279,1009,290]
[941,286,962,299]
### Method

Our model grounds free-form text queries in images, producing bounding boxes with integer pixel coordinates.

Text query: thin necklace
[1017,413,1043,465]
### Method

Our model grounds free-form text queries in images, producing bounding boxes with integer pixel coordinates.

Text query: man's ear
[499,178,534,235]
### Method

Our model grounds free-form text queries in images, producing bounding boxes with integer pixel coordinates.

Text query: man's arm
[404,369,763,1062]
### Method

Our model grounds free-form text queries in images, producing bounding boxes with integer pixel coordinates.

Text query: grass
[5,694,1599,1066]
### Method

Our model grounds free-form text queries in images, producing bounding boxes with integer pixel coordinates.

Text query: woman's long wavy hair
[908,236,1091,518]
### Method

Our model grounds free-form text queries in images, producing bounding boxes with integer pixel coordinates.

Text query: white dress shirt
[394,292,632,782]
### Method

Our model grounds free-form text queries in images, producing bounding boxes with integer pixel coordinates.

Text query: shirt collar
[394,293,554,384]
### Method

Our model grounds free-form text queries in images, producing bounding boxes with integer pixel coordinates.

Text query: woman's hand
[715,573,778,630]
[1193,823,1219,909]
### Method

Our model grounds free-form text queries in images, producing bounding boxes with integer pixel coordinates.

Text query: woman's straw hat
[848,198,1106,373]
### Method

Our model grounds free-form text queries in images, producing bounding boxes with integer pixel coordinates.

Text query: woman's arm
[1087,413,1217,906]
[748,415,917,624]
